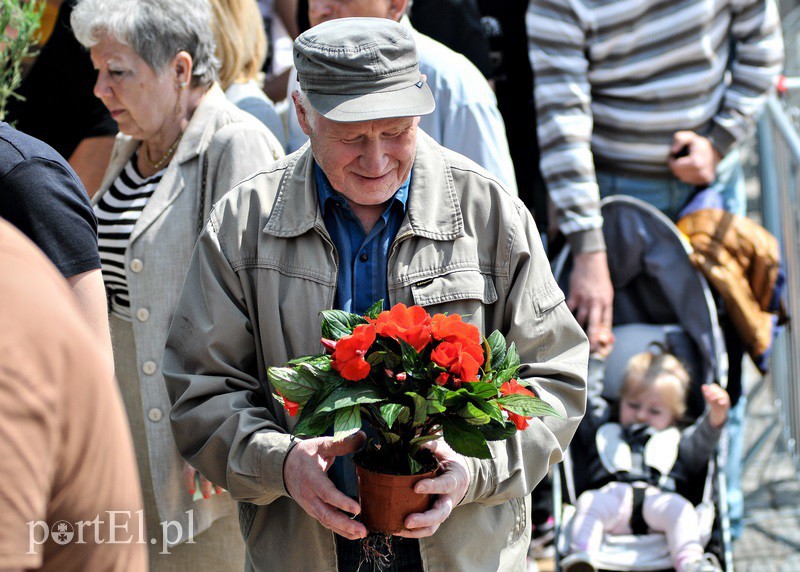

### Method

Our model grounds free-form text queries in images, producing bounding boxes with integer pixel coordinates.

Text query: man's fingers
[182,463,197,494]
[398,496,454,537]
[308,496,367,540]
[671,130,695,154]
[199,474,214,499]
[316,478,362,516]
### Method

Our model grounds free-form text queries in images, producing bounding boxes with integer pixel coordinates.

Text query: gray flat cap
[293,17,435,122]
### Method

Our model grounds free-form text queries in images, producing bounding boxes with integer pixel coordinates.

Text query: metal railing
[755,92,800,473]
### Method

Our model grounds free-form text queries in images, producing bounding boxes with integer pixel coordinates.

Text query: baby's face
[619,388,676,431]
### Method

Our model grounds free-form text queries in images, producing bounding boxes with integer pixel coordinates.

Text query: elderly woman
[71,0,284,568]
[211,0,287,148]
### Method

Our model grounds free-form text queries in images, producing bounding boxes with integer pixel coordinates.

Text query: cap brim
[306,82,435,123]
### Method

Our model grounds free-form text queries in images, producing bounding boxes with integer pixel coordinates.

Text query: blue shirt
[315,164,409,316]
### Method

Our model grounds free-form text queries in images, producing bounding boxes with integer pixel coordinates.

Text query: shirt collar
[315,164,410,218]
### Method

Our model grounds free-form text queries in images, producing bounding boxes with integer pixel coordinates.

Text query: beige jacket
[95,84,284,540]
[164,131,588,570]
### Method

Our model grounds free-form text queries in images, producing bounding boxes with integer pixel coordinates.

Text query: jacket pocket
[534,283,566,316]
[238,501,258,540]
[411,270,498,307]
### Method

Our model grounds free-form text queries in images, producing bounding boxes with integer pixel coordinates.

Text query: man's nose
[360,140,389,173]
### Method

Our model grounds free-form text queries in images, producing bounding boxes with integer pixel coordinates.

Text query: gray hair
[294,89,319,131]
[71,0,219,86]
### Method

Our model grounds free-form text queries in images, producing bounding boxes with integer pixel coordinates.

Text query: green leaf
[441,417,492,459]
[380,430,401,444]
[408,455,422,475]
[464,381,499,400]
[297,361,342,384]
[267,366,322,403]
[380,403,405,429]
[397,406,411,424]
[479,420,518,441]
[466,397,504,423]
[501,342,520,371]
[320,310,367,340]
[293,411,335,437]
[399,339,423,375]
[443,388,471,408]
[406,391,428,426]
[496,395,562,418]
[409,434,440,449]
[459,402,491,426]
[493,366,518,387]
[333,406,362,441]
[427,400,446,414]
[486,330,507,371]
[317,386,385,413]
[365,300,385,320]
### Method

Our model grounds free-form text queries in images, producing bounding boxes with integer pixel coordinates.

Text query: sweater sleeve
[527,0,605,254]
[679,413,723,470]
[707,0,784,155]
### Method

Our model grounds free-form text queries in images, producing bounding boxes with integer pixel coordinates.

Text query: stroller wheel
[560,552,597,572]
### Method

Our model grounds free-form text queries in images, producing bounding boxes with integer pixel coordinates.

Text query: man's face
[303,110,418,210]
[308,0,404,26]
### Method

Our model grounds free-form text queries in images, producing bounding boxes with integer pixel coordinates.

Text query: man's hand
[395,440,470,539]
[283,432,368,540]
[702,384,731,428]
[668,131,722,186]
[569,251,613,352]
[182,462,223,499]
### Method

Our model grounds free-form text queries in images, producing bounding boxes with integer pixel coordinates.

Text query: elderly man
[164,18,587,572]
[283,0,518,196]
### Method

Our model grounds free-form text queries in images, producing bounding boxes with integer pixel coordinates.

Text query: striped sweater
[528,0,784,252]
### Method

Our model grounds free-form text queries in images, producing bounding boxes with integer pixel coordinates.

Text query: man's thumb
[320,431,366,457]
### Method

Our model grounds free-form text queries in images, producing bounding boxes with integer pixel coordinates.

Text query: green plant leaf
[486,330,507,371]
[317,386,385,413]
[427,400,446,414]
[441,417,492,459]
[409,434,440,449]
[297,361,342,384]
[501,342,520,371]
[293,411,335,437]
[479,420,518,441]
[459,402,491,426]
[464,381,499,400]
[406,391,428,426]
[380,403,405,429]
[365,300,385,319]
[493,366,519,387]
[333,406,361,441]
[320,309,367,340]
[399,339,423,375]
[380,430,401,444]
[267,366,322,403]
[408,455,422,475]
[466,396,504,423]
[496,395,562,418]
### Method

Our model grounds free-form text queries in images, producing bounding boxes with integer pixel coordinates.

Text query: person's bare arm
[68,136,115,198]
[274,0,299,39]
[66,268,112,363]
[569,251,613,352]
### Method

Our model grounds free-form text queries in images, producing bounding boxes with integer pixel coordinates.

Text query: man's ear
[388,0,408,21]
[292,91,313,136]
[172,51,193,86]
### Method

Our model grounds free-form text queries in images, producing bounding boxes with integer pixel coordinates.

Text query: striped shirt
[528,0,784,252]
[94,157,164,319]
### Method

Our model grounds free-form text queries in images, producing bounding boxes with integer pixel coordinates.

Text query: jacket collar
[264,130,463,241]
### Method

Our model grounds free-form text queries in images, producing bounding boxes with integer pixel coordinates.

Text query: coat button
[136,308,150,322]
[142,361,157,375]
[130,259,143,273]
[148,408,163,422]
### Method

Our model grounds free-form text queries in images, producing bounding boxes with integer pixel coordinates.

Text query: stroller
[551,196,734,571]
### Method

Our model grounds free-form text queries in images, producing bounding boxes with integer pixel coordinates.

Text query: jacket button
[130,259,143,273]
[136,308,150,322]
[359,252,369,262]
[148,408,163,422]
[142,361,157,375]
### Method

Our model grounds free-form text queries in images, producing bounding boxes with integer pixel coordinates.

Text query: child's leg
[571,482,633,554]
[642,488,704,571]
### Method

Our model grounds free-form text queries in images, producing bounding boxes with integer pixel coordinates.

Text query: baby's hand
[591,326,615,360]
[702,384,730,428]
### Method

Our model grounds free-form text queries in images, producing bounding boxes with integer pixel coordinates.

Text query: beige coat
[95,84,284,542]
[164,131,588,570]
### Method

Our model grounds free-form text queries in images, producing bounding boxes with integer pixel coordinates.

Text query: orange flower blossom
[499,379,536,430]
[331,323,376,381]
[370,303,432,352]
[430,340,484,382]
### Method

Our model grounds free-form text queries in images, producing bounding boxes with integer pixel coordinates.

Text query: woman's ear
[172,50,193,87]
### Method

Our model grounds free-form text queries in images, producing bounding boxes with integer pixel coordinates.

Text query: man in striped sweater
[528,0,784,351]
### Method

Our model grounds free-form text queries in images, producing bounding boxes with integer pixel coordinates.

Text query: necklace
[144,134,182,170]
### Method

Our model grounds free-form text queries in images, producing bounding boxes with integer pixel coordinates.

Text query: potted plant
[268,301,561,534]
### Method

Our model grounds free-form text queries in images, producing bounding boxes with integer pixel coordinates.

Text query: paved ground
[733,365,800,571]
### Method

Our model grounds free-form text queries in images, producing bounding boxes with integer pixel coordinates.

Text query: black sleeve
[0,157,100,278]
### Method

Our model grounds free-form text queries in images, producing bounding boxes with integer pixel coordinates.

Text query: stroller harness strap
[630,483,649,535]
[596,423,681,490]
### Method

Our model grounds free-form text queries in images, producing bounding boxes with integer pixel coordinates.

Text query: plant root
[358,532,394,571]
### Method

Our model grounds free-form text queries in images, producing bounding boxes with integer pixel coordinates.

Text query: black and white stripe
[528,0,784,238]
[94,157,163,319]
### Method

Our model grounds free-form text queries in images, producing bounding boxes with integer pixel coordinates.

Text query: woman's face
[90,35,179,141]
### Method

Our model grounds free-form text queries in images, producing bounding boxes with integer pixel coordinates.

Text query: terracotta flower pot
[355,464,438,534]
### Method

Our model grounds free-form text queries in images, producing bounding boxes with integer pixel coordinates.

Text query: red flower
[499,379,536,430]
[435,372,450,386]
[431,313,481,346]
[332,324,376,381]
[370,304,432,352]
[276,390,300,417]
[431,340,484,382]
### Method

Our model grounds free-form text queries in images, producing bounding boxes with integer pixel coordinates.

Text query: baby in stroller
[562,336,730,572]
